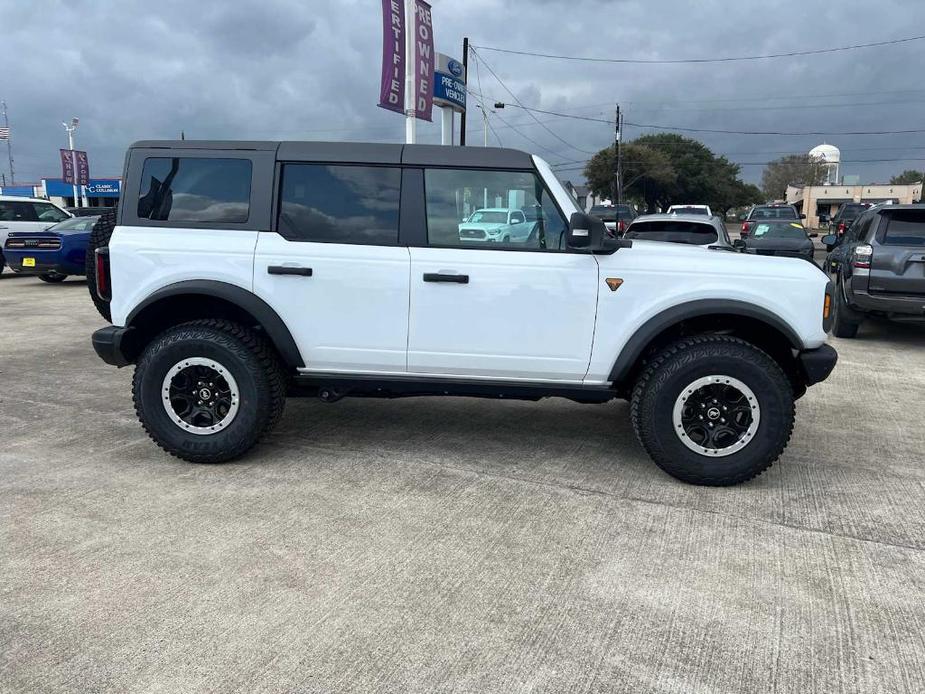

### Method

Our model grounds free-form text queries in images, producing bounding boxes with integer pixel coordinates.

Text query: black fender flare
[608,299,804,383]
[126,280,304,367]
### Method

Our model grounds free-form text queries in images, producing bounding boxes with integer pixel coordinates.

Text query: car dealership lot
[2,273,924,693]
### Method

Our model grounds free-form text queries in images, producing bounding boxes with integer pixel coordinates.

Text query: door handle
[268,265,312,276]
[423,272,468,284]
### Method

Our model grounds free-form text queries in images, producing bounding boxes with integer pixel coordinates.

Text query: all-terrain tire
[830,281,861,338]
[38,272,67,283]
[630,335,794,486]
[85,210,116,321]
[133,319,286,463]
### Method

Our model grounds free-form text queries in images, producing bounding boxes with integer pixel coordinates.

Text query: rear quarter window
[626,220,717,245]
[883,210,925,246]
[137,157,252,223]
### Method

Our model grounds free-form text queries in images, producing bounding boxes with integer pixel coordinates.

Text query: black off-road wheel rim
[161,357,240,435]
[672,375,760,457]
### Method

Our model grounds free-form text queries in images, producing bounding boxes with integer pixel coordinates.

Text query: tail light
[617,219,626,234]
[95,247,111,300]
[852,244,873,270]
[838,222,846,234]
[740,221,749,236]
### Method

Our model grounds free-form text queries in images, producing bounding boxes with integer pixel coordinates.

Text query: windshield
[625,220,717,245]
[841,205,869,220]
[750,222,807,239]
[750,207,798,220]
[670,206,708,215]
[49,215,100,232]
[467,211,508,224]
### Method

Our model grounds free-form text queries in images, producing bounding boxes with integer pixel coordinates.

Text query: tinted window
[883,210,925,246]
[279,164,400,245]
[50,216,99,232]
[750,207,798,220]
[0,201,38,222]
[625,220,717,245]
[670,206,708,215]
[138,157,251,223]
[425,168,567,250]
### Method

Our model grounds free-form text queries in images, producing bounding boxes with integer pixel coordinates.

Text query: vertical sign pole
[67,129,80,208]
[404,0,416,144]
[2,101,13,185]
[441,107,453,145]
[459,38,468,146]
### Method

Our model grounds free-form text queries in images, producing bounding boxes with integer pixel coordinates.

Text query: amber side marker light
[605,278,624,292]
[823,294,832,319]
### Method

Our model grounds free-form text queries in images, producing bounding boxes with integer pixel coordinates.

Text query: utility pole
[460,37,469,146]
[614,104,623,206]
[62,117,81,208]
[2,100,14,185]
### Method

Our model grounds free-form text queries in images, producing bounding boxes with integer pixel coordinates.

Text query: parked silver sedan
[623,213,732,247]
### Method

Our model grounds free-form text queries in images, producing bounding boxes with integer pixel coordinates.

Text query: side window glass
[424,168,567,250]
[278,164,401,245]
[0,201,38,221]
[32,203,69,223]
[137,157,252,223]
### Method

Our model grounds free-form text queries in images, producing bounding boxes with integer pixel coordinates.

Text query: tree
[890,169,925,185]
[582,134,757,213]
[761,154,827,200]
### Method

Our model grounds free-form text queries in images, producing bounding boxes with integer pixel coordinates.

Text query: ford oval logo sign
[448,59,463,78]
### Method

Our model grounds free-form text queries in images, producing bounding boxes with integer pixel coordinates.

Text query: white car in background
[458,207,529,243]
[0,196,72,272]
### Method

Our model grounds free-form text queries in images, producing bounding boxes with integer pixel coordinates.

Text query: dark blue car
[3,214,101,282]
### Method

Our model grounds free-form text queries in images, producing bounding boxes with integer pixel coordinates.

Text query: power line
[550,157,925,172]
[625,121,925,136]
[469,48,598,156]
[471,33,925,65]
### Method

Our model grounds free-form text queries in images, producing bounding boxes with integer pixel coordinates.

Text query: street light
[62,117,81,208]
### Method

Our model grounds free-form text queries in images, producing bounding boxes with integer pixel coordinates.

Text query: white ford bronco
[90,140,837,486]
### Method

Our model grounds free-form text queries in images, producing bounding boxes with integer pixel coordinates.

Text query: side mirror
[800,213,806,219]
[567,212,631,253]
[733,238,746,250]
[821,234,837,249]
[810,232,819,238]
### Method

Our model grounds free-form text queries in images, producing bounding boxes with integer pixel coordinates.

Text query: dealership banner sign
[378,0,435,122]
[378,0,405,114]
[59,149,89,185]
[413,0,434,121]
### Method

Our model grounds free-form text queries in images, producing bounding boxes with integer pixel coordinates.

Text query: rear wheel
[132,319,285,463]
[831,281,861,338]
[630,336,794,486]
[39,272,67,283]
[85,210,116,320]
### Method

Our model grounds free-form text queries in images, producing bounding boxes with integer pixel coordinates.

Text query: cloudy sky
[2,0,924,186]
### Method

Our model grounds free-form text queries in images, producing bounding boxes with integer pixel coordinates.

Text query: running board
[291,373,617,404]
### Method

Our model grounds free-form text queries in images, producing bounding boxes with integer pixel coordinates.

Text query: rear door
[252,162,410,374]
[406,166,598,382]
[869,209,925,295]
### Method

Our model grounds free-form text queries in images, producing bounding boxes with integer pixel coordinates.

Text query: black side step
[291,373,617,404]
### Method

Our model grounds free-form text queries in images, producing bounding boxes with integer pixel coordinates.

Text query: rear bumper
[91,325,135,367]
[798,344,838,386]
[3,251,82,276]
[848,288,925,319]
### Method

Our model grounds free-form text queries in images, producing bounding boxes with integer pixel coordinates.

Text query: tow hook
[318,387,347,403]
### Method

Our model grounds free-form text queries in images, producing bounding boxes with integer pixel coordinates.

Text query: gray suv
[823,204,925,337]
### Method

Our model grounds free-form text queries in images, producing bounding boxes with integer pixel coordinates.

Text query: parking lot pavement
[2,273,924,694]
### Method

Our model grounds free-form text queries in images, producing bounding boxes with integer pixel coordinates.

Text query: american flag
[0,127,9,140]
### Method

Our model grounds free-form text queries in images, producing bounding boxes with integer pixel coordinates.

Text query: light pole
[62,117,81,208]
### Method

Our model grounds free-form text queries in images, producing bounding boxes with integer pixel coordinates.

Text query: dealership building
[0,177,121,208]
[786,181,922,229]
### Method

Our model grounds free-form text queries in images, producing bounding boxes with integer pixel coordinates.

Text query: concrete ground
[1,270,924,694]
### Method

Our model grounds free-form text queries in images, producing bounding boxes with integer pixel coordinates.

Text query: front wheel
[630,336,794,486]
[39,272,67,283]
[132,319,286,463]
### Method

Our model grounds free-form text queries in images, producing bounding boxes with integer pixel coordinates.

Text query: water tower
[809,144,840,185]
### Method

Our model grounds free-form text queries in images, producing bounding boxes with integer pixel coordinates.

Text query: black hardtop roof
[129,140,535,168]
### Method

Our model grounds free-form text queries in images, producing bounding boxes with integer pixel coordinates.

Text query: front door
[253,163,410,374]
[407,167,598,382]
